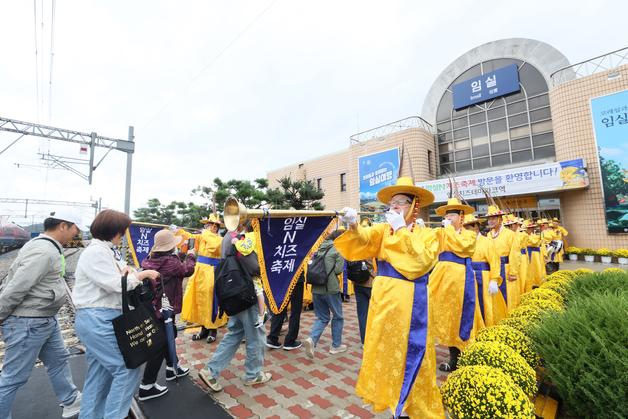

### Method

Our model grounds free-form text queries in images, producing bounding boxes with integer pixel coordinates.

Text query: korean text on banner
[359,148,400,213]
[125,223,161,268]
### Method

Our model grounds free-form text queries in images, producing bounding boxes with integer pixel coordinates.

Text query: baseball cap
[48,208,89,231]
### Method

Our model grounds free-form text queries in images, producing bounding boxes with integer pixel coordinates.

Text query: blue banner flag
[125,222,163,268]
[359,148,400,216]
[252,216,336,314]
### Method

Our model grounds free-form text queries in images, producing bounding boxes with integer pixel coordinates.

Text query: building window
[340,173,347,192]
[428,150,433,175]
[435,59,555,175]
[316,178,322,190]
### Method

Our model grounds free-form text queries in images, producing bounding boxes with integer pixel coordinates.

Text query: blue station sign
[452,64,521,110]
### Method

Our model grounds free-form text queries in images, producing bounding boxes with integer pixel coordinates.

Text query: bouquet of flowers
[458,341,537,397]
[441,365,535,419]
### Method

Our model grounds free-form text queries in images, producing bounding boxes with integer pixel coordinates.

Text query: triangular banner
[253,216,336,314]
[125,222,163,268]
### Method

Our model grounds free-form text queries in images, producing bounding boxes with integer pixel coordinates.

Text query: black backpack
[215,253,257,316]
[306,247,332,286]
[346,260,371,284]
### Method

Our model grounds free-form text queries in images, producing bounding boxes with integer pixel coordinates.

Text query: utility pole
[0,116,135,211]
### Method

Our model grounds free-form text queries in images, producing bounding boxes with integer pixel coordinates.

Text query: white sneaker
[303,337,315,359]
[329,344,347,355]
[61,391,81,418]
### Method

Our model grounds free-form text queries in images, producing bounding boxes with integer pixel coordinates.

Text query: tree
[267,176,325,210]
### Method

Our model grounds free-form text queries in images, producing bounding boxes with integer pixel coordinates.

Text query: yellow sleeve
[507,232,520,278]
[559,226,568,236]
[382,227,439,280]
[333,224,385,261]
[235,232,256,256]
[176,229,201,241]
[486,239,503,285]
[436,225,476,258]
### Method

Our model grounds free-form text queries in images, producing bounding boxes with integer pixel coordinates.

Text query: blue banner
[125,222,162,268]
[453,64,520,110]
[591,90,628,233]
[253,216,336,314]
[359,148,400,214]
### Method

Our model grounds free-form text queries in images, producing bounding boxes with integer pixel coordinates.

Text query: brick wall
[550,64,628,249]
[267,127,436,214]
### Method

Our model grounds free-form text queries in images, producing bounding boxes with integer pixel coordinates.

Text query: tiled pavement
[174,300,450,419]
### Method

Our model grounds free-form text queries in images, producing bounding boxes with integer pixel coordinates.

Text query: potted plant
[582,248,596,263]
[565,246,580,261]
[597,248,612,264]
[613,249,628,265]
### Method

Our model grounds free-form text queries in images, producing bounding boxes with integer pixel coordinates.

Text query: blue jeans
[74,308,141,419]
[0,316,78,419]
[207,305,265,381]
[354,285,372,344]
[311,293,344,348]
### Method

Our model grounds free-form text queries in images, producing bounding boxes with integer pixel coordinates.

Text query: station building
[267,38,628,249]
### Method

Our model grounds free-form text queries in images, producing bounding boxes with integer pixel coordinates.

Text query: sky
[1,0,626,226]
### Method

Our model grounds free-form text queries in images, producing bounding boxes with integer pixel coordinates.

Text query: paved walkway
[175,299,451,419]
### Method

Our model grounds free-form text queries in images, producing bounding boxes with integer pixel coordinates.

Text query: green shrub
[530,291,628,418]
[566,271,628,304]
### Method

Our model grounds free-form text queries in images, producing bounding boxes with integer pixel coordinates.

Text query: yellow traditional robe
[517,232,529,295]
[525,233,546,292]
[429,225,481,350]
[334,223,444,419]
[541,228,558,259]
[471,233,504,328]
[553,226,568,263]
[489,226,521,317]
[178,229,228,329]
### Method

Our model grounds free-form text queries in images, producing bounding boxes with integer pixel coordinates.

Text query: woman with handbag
[73,210,160,419]
[137,229,196,401]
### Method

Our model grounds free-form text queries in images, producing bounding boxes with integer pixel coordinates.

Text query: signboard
[453,64,520,110]
[358,148,400,213]
[590,90,628,233]
[417,158,589,203]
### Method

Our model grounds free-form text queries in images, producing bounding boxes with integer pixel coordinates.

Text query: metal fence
[550,46,628,87]
[349,116,434,143]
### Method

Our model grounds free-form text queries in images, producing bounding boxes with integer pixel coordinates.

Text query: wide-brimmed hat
[463,213,484,226]
[435,198,474,216]
[200,213,223,226]
[538,218,551,225]
[151,229,183,252]
[376,177,434,208]
[523,220,537,229]
[483,205,509,217]
[502,214,518,226]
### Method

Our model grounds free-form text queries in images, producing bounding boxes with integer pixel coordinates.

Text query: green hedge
[531,271,628,418]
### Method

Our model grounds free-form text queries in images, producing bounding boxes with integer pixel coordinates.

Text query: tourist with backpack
[198,224,271,392]
[303,229,346,359]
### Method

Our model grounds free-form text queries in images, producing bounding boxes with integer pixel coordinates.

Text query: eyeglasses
[389,199,412,206]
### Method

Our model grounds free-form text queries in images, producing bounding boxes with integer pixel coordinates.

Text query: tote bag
[112,274,166,369]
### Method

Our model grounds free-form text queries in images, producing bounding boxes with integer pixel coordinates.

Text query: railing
[349,116,434,143]
[550,46,628,87]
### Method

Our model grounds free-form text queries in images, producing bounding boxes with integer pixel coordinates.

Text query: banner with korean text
[252,216,336,314]
[359,148,400,214]
[591,90,628,233]
[125,222,163,268]
[416,158,589,203]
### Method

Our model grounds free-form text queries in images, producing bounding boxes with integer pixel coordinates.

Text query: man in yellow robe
[540,219,560,274]
[463,214,504,328]
[334,177,444,419]
[552,218,569,264]
[178,214,228,342]
[484,205,520,319]
[429,198,479,373]
[504,215,529,295]
[523,220,546,291]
